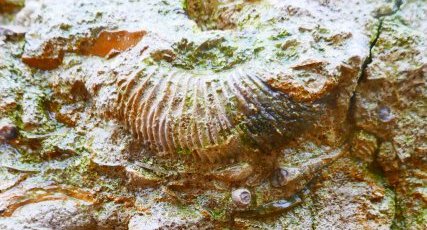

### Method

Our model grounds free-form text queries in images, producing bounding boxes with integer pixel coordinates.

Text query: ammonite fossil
[21,0,369,161]
[108,0,367,161]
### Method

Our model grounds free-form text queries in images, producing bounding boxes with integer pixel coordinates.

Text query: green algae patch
[170,38,251,72]
[176,147,192,155]
[269,30,291,41]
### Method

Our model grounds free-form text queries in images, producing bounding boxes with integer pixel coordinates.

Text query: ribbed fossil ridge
[115,63,315,161]
[103,0,368,160]
[9,0,358,160]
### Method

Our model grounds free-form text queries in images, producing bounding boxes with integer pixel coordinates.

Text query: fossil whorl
[105,0,368,161]
[115,60,315,161]
[15,0,372,160]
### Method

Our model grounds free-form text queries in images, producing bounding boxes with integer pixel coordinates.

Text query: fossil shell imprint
[15,0,366,161]
[116,59,315,161]
[107,0,368,161]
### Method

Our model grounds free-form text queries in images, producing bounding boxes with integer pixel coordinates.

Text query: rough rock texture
[354,0,427,228]
[0,0,426,229]
[0,200,96,230]
[17,0,373,160]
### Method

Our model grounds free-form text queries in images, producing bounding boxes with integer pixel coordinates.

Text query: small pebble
[232,188,251,208]
[378,106,394,122]
[0,122,19,142]
[271,167,289,187]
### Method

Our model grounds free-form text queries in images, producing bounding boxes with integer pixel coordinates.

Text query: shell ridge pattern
[201,80,217,147]
[131,73,152,139]
[144,71,168,151]
[157,72,180,154]
[148,71,175,153]
[109,0,365,159]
